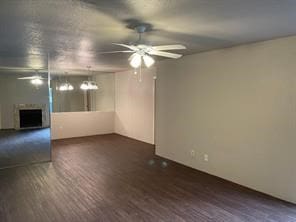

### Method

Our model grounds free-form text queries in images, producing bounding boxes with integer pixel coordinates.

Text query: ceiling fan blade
[152,44,186,51]
[18,76,36,80]
[112,43,138,51]
[98,50,134,54]
[18,76,46,80]
[149,50,183,59]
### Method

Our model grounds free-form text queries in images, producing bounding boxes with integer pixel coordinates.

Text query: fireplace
[19,109,42,129]
[14,104,49,130]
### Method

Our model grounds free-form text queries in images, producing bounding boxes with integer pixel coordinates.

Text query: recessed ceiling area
[1,0,296,73]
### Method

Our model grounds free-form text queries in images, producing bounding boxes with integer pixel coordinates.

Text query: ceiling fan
[103,24,186,68]
[17,70,46,86]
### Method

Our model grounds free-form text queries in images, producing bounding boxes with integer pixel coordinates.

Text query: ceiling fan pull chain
[139,64,142,82]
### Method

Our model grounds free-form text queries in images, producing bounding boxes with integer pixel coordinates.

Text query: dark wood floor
[0,134,296,222]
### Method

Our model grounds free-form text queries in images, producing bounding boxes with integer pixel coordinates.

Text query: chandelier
[80,66,99,90]
[57,72,74,91]
[80,81,98,90]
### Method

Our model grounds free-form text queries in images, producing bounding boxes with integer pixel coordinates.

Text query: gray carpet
[0,128,51,168]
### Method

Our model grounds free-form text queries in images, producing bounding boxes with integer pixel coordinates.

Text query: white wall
[114,68,155,144]
[51,111,114,140]
[156,36,296,203]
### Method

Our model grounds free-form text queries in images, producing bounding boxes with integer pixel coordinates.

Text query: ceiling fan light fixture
[31,78,43,86]
[143,55,155,67]
[130,53,142,68]
[107,25,186,71]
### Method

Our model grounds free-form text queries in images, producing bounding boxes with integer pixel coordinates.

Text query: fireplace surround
[14,104,49,130]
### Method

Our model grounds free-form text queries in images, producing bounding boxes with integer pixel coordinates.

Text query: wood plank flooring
[0,134,296,222]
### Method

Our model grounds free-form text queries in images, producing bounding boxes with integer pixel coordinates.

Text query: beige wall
[51,111,114,140]
[115,68,155,144]
[91,73,115,111]
[156,36,296,203]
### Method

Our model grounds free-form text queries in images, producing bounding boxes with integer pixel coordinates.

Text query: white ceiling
[1,0,296,74]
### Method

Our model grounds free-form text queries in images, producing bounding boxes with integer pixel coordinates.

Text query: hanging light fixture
[88,81,98,90]
[58,72,74,91]
[59,82,74,91]
[80,81,98,90]
[80,66,99,90]
[80,81,89,90]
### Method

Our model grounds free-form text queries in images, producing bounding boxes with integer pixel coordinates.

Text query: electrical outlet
[190,150,196,157]
[204,154,209,162]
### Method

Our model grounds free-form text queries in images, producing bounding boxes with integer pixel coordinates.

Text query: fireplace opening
[19,109,42,129]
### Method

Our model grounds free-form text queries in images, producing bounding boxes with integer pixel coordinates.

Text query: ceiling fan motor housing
[135,25,148,34]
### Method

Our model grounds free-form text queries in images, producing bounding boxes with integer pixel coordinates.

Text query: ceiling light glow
[31,78,43,86]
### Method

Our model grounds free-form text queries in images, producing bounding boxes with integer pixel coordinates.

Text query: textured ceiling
[1,0,296,74]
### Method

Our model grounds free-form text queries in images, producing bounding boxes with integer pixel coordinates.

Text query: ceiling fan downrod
[135,24,148,43]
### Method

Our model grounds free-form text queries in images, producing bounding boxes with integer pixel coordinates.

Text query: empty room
[1,1,296,221]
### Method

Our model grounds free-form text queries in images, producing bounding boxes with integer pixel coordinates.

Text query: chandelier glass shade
[58,82,74,91]
[80,81,98,90]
